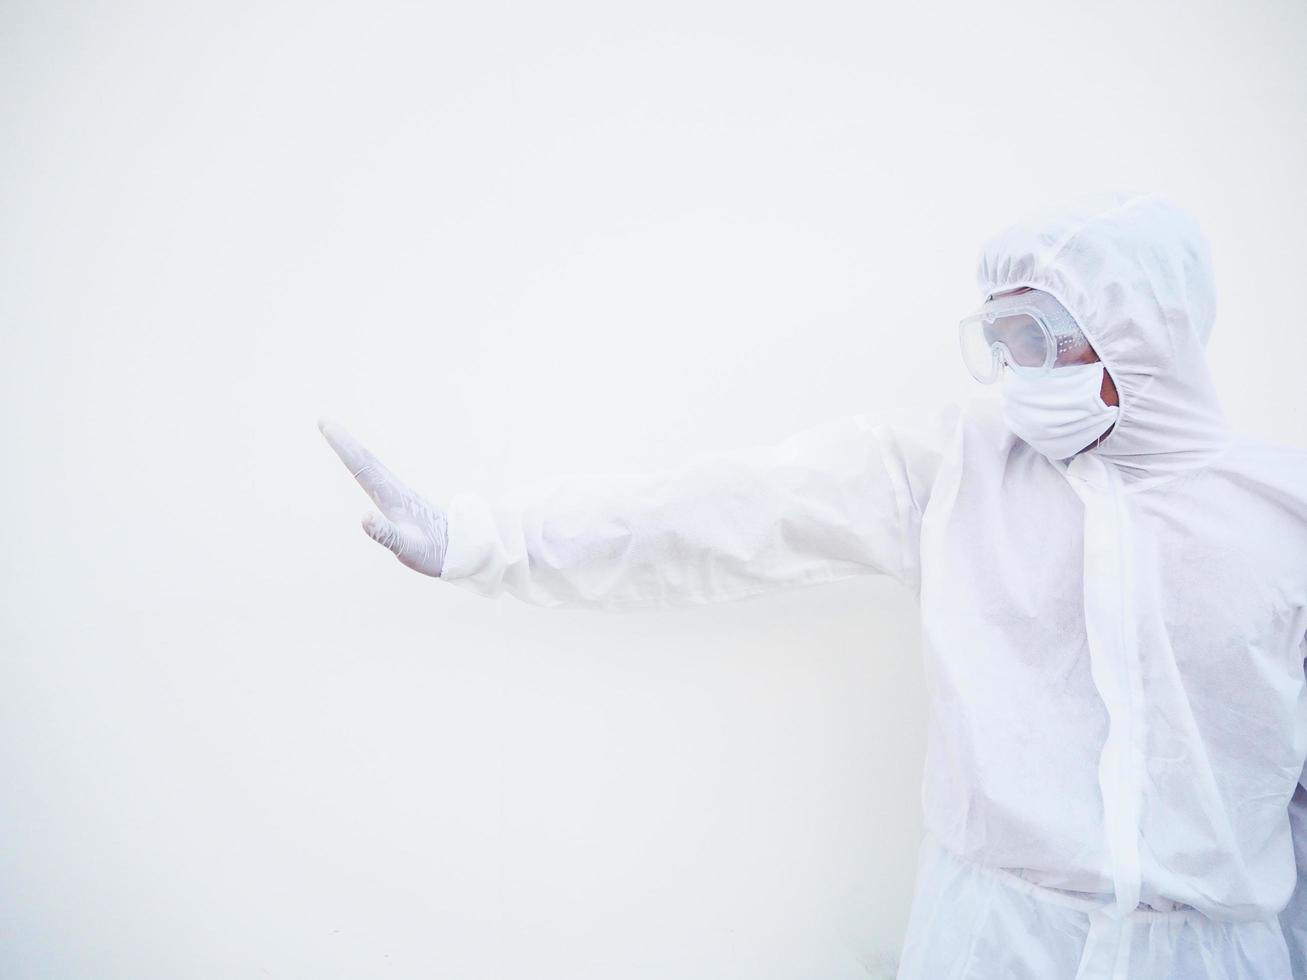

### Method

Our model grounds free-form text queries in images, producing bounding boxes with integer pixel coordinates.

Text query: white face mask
[999,361,1120,461]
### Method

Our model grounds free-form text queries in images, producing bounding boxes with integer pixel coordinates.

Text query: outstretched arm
[320,408,958,610]
[439,412,955,610]
[318,407,956,612]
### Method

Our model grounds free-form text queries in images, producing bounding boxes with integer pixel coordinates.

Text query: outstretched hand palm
[318,418,448,577]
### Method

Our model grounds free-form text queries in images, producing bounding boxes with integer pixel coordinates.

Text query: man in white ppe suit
[320,190,1307,978]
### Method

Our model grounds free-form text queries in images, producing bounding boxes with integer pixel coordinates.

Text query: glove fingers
[319,417,410,513]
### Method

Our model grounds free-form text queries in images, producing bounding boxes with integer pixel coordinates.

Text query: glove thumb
[361,511,406,558]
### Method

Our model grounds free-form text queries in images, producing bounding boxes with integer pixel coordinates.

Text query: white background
[3,1,1305,977]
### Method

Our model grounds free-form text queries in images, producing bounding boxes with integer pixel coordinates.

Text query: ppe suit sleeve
[438,405,960,610]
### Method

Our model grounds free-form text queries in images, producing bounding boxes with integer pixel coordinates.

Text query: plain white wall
[3,1,1305,977]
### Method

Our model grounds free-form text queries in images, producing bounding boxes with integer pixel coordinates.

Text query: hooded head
[976,190,1230,484]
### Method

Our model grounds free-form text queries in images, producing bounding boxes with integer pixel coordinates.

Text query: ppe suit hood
[976,190,1231,484]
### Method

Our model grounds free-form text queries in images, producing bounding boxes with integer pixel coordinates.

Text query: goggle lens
[960,312,1053,383]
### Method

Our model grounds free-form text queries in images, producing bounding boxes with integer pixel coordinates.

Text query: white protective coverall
[438,191,1307,978]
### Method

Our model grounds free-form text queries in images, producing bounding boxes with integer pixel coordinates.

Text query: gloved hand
[318,418,448,577]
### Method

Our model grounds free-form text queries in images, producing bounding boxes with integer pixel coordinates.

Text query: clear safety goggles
[958,288,1095,384]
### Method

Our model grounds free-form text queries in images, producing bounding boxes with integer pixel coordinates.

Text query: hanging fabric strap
[1062,453,1147,978]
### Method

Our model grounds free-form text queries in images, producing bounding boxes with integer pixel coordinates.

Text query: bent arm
[439,407,958,610]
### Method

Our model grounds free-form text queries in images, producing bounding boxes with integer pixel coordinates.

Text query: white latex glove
[318,418,448,577]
